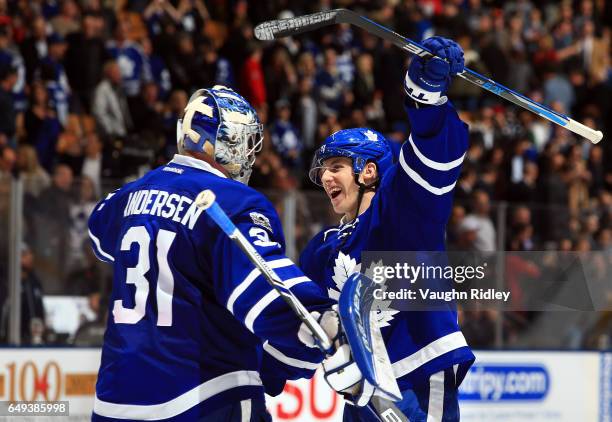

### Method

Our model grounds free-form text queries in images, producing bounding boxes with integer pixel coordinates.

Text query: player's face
[320,157,360,217]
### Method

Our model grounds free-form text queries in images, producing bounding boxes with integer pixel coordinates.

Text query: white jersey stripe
[93,370,262,420]
[240,399,251,422]
[263,342,319,370]
[244,276,310,332]
[227,258,294,314]
[392,332,467,378]
[88,229,114,262]
[399,148,457,196]
[408,135,466,171]
[427,371,445,422]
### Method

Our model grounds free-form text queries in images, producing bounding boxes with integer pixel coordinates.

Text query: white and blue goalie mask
[177,85,263,184]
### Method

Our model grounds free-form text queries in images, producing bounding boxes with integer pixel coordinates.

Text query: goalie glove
[322,343,375,407]
[404,36,465,105]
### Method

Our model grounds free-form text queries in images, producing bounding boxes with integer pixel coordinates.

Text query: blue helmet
[309,128,393,186]
[177,85,263,184]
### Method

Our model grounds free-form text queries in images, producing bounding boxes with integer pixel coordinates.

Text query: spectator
[455,166,478,203]
[270,99,302,171]
[166,31,200,92]
[296,51,316,80]
[447,204,466,244]
[20,15,49,84]
[353,53,375,108]
[106,19,151,98]
[509,161,539,204]
[588,145,605,195]
[176,0,210,34]
[0,143,15,177]
[315,46,345,118]
[50,0,81,38]
[200,39,235,88]
[143,0,180,38]
[39,33,70,126]
[64,12,108,112]
[32,164,73,293]
[72,289,107,346]
[141,36,171,99]
[161,89,187,159]
[0,244,46,345]
[0,63,17,146]
[16,144,50,197]
[23,81,62,172]
[294,77,317,151]
[264,47,297,107]
[92,60,132,139]
[543,70,575,112]
[68,176,97,271]
[0,24,27,113]
[539,149,570,241]
[81,131,102,192]
[240,41,266,109]
[464,190,497,252]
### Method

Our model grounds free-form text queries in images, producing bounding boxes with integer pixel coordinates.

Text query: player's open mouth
[328,187,342,200]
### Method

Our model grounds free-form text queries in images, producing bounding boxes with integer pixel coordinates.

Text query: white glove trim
[404,72,448,105]
[322,344,363,392]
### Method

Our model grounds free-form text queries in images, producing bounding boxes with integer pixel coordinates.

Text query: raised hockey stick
[195,189,406,421]
[254,8,603,144]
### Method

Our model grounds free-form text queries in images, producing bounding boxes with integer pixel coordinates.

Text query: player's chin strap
[335,172,379,253]
[352,170,380,222]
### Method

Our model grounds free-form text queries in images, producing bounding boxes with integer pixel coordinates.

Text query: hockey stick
[195,189,406,421]
[254,9,603,144]
[195,189,333,353]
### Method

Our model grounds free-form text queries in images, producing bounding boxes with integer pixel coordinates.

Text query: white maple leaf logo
[364,130,378,142]
[329,251,361,300]
[330,255,398,327]
[364,260,398,328]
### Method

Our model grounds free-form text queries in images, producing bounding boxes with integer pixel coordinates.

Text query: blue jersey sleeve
[88,189,122,263]
[208,194,334,357]
[391,99,469,224]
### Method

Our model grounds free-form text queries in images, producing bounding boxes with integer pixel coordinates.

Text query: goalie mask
[309,128,393,186]
[177,85,263,184]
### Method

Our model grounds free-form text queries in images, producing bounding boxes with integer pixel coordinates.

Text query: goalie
[88,86,343,421]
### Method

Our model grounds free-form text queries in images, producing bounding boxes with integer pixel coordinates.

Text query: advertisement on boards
[0,349,609,421]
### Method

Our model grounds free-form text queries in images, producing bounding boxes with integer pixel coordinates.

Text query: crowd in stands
[0,0,610,348]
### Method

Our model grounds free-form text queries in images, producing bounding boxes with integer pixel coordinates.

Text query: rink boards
[0,349,609,421]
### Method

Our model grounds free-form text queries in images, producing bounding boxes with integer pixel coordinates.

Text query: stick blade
[254,9,343,41]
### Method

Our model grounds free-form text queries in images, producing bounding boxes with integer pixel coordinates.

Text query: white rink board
[0,349,608,421]
[265,369,344,421]
[460,351,607,422]
[0,348,101,415]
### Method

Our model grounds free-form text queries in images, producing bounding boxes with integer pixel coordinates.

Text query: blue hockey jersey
[106,40,151,97]
[299,100,475,392]
[88,154,333,421]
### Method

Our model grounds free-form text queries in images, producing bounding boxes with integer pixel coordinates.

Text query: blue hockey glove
[405,36,465,105]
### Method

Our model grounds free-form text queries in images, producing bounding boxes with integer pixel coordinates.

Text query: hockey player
[88,86,343,421]
[300,37,476,420]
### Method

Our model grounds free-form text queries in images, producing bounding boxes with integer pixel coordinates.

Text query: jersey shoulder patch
[250,211,272,232]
